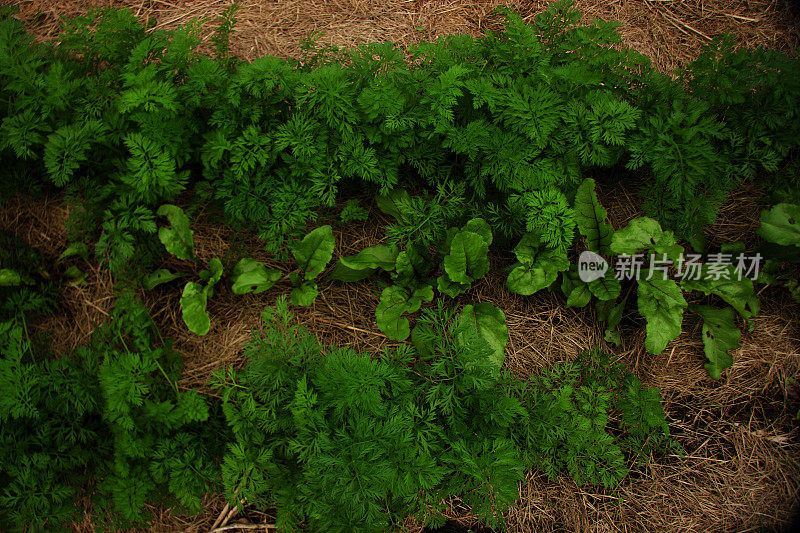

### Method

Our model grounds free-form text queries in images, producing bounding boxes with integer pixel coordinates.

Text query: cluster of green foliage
[1,1,798,273]
[503,177,760,379]
[143,203,337,333]
[4,0,797,528]
[757,202,800,301]
[332,193,495,339]
[0,237,676,531]
[214,298,674,532]
[0,239,224,529]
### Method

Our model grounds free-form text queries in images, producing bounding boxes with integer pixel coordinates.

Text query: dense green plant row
[0,235,675,531]
[1,1,799,529]
[1,1,798,279]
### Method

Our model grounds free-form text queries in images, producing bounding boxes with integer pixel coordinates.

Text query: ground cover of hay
[4,1,800,531]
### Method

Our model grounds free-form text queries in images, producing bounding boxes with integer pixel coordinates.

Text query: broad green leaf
[510,233,541,264]
[329,260,377,282]
[290,281,318,306]
[181,281,210,335]
[394,245,430,283]
[596,297,625,331]
[157,204,194,260]
[588,269,621,301]
[408,285,434,308]
[561,270,591,308]
[291,226,335,280]
[759,203,800,247]
[230,258,281,294]
[443,230,489,284]
[596,297,626,347]
[143,268,186,290]
[693,305,741,379]
[506,235,569,296]
[457,303,508,370]
[566,283,592,307]
[375,188,411,221]
[0,269,22,286]
[464,218,493,246]
[376,286,412,340]
[58,242,89,262]
[376,284,433,340]
[201,258,224,296]
[439,227,459,257]
[604,330,621,346]
[637,274,687,354]
[574,178,613,254]
[610,217,683,262]
[681,264,758,322]
[437,274,470,298]
[339,244,399,271]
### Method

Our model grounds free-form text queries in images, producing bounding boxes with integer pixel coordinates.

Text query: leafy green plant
[0,287,224,529]
[505,232,570,295]
[288,225,335,306]
[756,203,800,302]
[141,204,226,334]
[331,212,493,339]
[213,298,674,531]
[507,178,760,378]
[3,1,797,262]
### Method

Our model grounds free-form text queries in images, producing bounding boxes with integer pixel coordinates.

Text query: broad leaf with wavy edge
[574,178,613,254]
[291,225,335,280]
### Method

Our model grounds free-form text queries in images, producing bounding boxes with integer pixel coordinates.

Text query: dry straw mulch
[2,0,800,531]
[10,0,800,71]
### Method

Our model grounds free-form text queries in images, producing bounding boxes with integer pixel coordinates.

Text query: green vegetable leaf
[567,283,592,307]
[201,258,224,290]
[588,269,621,301]
[637,273,687,354]
[63,265,87,286]
[457,303,508,370]
[443,230,490,284]
[510,233,540,264]
[376,284,433,340]
[291,225,335,280]
[142,268,186,290]
[181,281,210,335]
[437,274,471,298]
[157,204,194,261]
[574,178,613,254]
[561,270,591,308]
[329,261,377,282]
[506,234,569,296]
[339,244,399,272]
[375,189,411,221]
[290,280,318,306]
[610,217,683,262]
[463,218,493,246]
[230,258,281,294]
[693,305,741,379]
[681,264,758,323]
[596,297,626,347]
[759,203,800,247]
[394,245,430,284]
